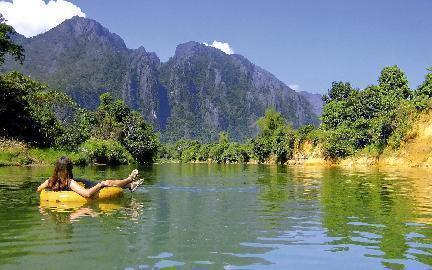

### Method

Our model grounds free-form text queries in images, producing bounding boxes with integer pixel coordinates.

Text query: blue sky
[2,0,432,94]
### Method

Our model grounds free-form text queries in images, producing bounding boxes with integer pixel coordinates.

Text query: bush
[80,139,134,165]
[386,101,417,149]
[222,143,251,163]
[196,144,210,161]
[250,136,271,162]
[208,143,226,163]
[321,125,357,160]
[249,108,295,163]
[121,112,160,164]
[179,140,201,162]
[55,110,95,150]
[157,143,176,160]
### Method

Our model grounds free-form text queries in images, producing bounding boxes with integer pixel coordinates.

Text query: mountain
[298,91,324,116]
[2,16,319,142]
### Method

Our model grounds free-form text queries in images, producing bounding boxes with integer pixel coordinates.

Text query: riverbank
[0,139,87,166]
[288,110,432,169]
[2,110,432,168]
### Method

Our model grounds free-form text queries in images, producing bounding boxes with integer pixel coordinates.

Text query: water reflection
[307,167,431,268]
[0,164,431,269]
[39,200,119,222]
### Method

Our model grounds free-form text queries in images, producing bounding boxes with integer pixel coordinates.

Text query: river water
[0,163,431,269]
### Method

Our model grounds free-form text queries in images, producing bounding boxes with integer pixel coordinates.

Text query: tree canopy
[0,15,24,65]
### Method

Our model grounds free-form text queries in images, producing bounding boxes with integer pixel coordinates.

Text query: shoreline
[2,156,432,171]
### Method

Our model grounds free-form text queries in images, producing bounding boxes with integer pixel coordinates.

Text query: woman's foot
[127,169,139,181]
[129,178,144,192]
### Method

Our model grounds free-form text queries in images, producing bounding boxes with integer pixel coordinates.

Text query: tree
[91,93,160,163]
[320,66,415,159]
[378,65,411,100]
[252,108,295,163]
[256,107,287,136]
[416,67,432,98]
[322,82,356,103]
[121,111,160,163]
[0,72,65,146]
[218,131,229,146]
[0,15,24,65]
[93,93,129,140]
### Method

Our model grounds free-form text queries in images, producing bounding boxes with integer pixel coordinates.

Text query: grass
[28,148,87,165]
[0,139,88,166]
[0,139,31,166]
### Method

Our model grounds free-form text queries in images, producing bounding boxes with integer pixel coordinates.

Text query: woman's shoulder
[69,179,79,185]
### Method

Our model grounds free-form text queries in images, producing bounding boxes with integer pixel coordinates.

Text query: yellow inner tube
[40,187,124,203]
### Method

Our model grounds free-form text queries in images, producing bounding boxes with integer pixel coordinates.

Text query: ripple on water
[1,165,432,269]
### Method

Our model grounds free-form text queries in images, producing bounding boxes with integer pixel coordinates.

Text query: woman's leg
[102,169,138,188]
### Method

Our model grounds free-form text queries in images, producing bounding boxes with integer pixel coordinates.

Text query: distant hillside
[2,16,319,142]
[299,91,324,116]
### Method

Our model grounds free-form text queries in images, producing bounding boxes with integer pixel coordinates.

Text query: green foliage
[293,124,320,151]
[222,142,250,163]
[196,144,210,161]
[157,143,176,161]
[413,67,432,110]
[121,112,160,164]
[320,65,431,160]
[175,140,201,162]
[378,65,411,100]
[416,68,432,97]
[208,142,226,163]
[0,139,31,165]
[386,101,417,149]
[323,81,355,102]
[0,139,87,166]
[0,72,65,146]
[0,72,40,143]
[28,148,88,166]
[55,109,94,150]
[80,139,133,165]
[92,93,129,140]
[0,15,24,65]
[250,136,272,163]
[296,124,315,141]
[0,72,96,150]
[321,124,357,159]
[256,108,287,137]
[164,131,252,164]
[156,66,432,163]
[252,108,295,163]
[0,72,160,164]
[90,93,160,163]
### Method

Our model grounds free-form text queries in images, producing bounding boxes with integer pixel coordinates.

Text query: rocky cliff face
[122,47,170,129]
[3,16,319,142]
[159,41,318,141]
[299,91,324,117]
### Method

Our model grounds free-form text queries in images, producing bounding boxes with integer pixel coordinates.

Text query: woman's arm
[69,180,105,198]
[36,179,49,192]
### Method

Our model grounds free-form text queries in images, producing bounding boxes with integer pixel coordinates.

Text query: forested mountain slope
[2,16,319,142]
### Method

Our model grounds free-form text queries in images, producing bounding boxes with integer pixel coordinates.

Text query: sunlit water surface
[0,164,431,269]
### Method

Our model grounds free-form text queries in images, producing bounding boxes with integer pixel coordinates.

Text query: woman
[36,156,144,198]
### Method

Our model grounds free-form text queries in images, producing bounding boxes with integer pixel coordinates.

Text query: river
[0,164,431,269]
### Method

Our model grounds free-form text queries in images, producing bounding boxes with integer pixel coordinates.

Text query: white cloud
[0,0,85,37]
[203,40,234,55]
[288,84,300,91]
